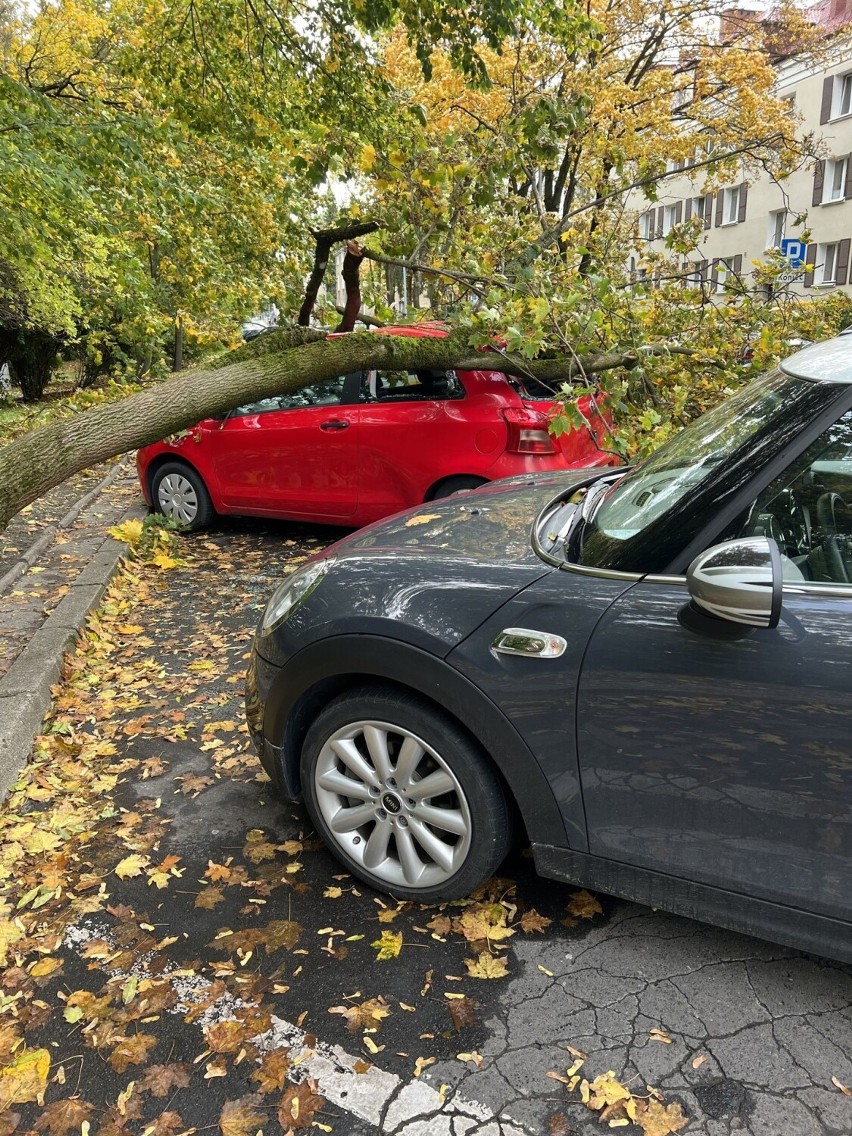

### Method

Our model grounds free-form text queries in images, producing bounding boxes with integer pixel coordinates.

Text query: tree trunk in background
[0,328,60,402]
[173,316,184,371]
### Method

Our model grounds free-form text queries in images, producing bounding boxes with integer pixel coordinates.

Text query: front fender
[257,634,569,849]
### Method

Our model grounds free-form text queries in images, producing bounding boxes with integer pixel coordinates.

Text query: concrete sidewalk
[0,458,145,795]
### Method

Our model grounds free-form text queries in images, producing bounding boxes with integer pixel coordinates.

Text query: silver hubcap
[157,473,199,524]
[314,719,472,890]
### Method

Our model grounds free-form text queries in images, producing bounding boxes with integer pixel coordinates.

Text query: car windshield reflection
[562,367,847,574]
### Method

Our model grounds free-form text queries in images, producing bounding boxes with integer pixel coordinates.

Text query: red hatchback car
[137,325,617,530]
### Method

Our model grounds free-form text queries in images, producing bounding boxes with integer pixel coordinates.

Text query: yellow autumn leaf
[30,957,62,978]
[359,143,378,171]
[464,952,509,979]
[114,853,150,879]
[587,1071,632,1109]
[0,1047,50,1105]
[370,930,403,960]
[636,1098,690,1136]
[20,829,62,854]
[151,549,181,570]
[404,513,441,527]
[109,519,144,547]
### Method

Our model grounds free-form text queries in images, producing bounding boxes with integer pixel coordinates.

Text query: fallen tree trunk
[0,325,656,530]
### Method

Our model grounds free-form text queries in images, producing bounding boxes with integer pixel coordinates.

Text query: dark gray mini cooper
[246,335,852,963]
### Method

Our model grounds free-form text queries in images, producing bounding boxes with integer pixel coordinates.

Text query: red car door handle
[320,419,350,431]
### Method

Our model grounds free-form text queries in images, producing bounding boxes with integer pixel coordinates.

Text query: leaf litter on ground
[0,520,620,1132]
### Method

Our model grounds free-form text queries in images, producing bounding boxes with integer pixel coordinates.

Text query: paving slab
[0,457,144,793]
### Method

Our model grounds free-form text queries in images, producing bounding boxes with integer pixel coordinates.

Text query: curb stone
[0,501,147,799]
[0,460,127,597]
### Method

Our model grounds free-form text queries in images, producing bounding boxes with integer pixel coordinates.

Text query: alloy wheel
[313,719,472,890]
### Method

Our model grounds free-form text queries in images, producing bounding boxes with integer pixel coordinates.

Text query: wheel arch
[424,474,489,501]
[260,635,569,847]
[145,451,207,500]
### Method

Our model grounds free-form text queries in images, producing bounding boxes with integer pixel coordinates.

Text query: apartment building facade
[634,25,852,294]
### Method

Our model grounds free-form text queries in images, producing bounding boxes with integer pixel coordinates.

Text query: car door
[575,408,852,921]
[357,369,467,517]
[446,567,636,852]
[210,374,361,518]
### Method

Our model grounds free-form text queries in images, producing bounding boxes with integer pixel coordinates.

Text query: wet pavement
[1,515,850,1136]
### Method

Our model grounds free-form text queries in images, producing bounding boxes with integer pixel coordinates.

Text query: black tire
[429,475,488,500]
[301,685,512,901]
[151,461,215,532]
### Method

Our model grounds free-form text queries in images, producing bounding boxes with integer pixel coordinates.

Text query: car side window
[230,374,353,418]
[361,369,465,403]
[739,407,852,585]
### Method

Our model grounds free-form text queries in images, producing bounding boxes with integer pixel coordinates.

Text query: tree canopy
[1,0,852,522]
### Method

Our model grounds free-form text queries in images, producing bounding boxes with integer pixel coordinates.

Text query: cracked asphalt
[8,516,852,1135]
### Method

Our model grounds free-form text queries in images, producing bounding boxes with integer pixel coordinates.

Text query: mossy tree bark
[0,326,644,531]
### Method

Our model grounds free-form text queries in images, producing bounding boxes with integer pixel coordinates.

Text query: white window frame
[691,195,706,222]
[835,72,852,119]
[819,242,840,285]
[716,261,730,293]
[723,186,740,225]
[663,204,678,234]
[825,157,848,203]
[639,211,653,240]
[767,209,786,249]
[686,263,702,287]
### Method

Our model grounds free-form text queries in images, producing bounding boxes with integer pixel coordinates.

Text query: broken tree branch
[297,220,382,326]
[336,241,365,332]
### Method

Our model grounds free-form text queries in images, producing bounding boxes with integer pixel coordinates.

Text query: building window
[826,157,848,202]
[716,261,730,292]
[837,72,852,118]
[768,209,786,248]
[692,195,706,221]
[723,186,740,224]
[783,93,796,113]
[686,262,702,286]
[820,242,840,284]
[639,211,653,240]
[664,204,678,234]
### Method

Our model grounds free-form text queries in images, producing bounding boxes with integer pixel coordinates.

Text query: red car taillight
[502,408,557,454]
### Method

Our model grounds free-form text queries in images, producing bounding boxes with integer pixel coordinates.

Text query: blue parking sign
[781,238,805,268]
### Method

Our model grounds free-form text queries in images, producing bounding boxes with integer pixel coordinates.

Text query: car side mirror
[686,537,782,630]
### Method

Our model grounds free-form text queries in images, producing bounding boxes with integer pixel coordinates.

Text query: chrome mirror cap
[686,537,782,629]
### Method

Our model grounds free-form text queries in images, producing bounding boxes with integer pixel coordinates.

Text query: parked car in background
[137,324,618,530]
[246,333,852,963]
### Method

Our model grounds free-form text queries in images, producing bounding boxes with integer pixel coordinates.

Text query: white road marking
[257,1015,529,1134]
[63,918,532,1134]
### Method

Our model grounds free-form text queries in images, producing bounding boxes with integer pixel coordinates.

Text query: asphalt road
[7,516,851,1136]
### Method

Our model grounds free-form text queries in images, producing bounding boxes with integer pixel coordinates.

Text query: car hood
[258,469,606,662]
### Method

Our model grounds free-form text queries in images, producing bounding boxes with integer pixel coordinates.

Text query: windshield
[575,368,846,574]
